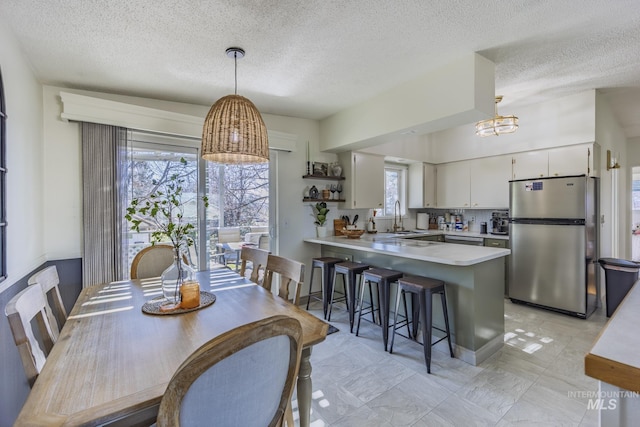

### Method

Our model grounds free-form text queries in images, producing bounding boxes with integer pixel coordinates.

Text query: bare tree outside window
[380,165,406,218]
[125,149,199,270]
[384,169,400,216]
[207,163,269,228]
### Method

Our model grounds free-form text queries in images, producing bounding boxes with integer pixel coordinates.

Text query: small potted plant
[311,201,330,237]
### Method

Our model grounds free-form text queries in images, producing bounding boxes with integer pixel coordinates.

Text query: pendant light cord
[234,52,238,95]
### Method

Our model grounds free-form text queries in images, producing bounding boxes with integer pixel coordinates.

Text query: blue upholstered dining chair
[156,315,303,427]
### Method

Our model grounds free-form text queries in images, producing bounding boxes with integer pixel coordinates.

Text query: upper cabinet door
[548,144,596,177]
[470,155,512,208]
[436,161,470,208]
[512,151,548,180]
[408,163,436,208]
[337,151,384,209]
[423,163,436,207]
[353,152,384,209]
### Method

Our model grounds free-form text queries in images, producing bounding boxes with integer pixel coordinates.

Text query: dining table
[14,268,328,427]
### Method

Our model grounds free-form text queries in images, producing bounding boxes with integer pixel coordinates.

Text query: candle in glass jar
[180,280,200,309]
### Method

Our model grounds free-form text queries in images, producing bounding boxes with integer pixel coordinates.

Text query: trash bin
[598,258,640,317]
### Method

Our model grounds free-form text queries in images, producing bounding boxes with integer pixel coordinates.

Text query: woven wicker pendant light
[201,48,269,164]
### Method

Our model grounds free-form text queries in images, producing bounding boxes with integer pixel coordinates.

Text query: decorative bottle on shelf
[161,251,195,304]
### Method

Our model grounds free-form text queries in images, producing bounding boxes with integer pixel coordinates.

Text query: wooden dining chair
[130,244,188,279]
[239,246,270,285]
[27,265,67,342]
[5,284,57,387]
[263,255,305,306]
[156,315,303,427]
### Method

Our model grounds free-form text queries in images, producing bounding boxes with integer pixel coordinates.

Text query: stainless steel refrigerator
[509,175,599,318]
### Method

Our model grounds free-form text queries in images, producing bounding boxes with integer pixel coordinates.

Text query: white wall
[320,54,495,152]
[408,90,597,164]
[42,86,82,260]
[362,91,599,169]
[596,92,629,260]
[41,86,333,288]
[0,20,46,293]
[627,137,640,255]
[627,137,640,163]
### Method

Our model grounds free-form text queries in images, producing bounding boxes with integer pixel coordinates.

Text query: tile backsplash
[330,207,508,234]
[415,208,503,233]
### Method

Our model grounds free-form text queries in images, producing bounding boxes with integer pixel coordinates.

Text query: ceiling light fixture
[475,96,519,137]
[201,47,269,164]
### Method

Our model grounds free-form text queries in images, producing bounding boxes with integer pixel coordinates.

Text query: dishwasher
[444,235,484,246]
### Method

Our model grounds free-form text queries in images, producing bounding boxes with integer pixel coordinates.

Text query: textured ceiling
[2,0,640,137]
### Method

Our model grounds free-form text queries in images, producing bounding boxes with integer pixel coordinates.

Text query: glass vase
[161,252,195,304]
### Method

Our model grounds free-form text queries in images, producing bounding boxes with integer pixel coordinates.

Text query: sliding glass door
[125,139,200,271]
[123,131,270,275]
[205,162,270,269]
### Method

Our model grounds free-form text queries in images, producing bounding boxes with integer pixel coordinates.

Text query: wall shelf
[302,174,344,181]
[303,198,345,202]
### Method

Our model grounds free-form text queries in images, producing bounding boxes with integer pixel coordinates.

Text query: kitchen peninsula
[304,232,510,365]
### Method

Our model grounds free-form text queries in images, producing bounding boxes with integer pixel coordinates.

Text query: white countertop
[304,233,510,266]
[585,281,640,392]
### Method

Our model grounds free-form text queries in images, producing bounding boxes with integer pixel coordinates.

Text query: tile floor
[294,298,608,426]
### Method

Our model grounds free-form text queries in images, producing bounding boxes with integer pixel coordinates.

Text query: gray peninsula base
[319,246,505,365]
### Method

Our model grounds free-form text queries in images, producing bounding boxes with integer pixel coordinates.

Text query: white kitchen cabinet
[548,144,599,177]
[436,161,470,208]
[512,151,548,179]
[338,151,384,209]
[408,162,436,208]
[470,155,512,208]
[513,143,600,179]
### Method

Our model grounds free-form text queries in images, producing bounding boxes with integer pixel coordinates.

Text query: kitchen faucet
[393,200,404,232]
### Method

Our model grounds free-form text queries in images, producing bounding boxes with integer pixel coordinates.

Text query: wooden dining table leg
[297,346,313,427]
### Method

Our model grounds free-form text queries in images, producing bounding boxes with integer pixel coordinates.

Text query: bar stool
[355,268,403,351]
[306,257,343,319]
[329,261,370,331]
[389,275,454,374]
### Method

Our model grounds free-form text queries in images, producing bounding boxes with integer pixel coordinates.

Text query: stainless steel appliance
[491,210,509,235]
[509,175,599,318]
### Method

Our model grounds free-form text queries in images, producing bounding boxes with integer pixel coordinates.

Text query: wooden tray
[141,291,216,315]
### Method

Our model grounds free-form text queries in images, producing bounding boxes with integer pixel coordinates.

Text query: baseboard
[433,333,504,366]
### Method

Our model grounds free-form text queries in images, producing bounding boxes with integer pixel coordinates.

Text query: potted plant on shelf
[311,201,330,237]
[125,158,208,305]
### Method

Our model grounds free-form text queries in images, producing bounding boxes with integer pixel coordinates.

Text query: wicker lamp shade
[201,94,269,164]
